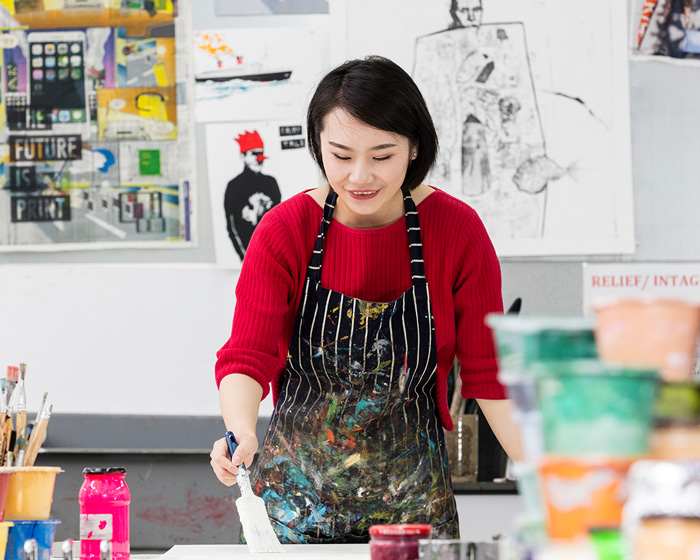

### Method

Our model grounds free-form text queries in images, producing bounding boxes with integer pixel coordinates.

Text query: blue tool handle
[225,430,247,473]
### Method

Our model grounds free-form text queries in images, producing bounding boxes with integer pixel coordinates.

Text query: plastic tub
[486,315,597,461]
[535,360,658,456]
[510,460,547,542]
[5,467,62,520]
[654,380,700,422]
[5,519,60,560]
[486,314,597,375]
[592,296,700,382]
[539,457,633,541]
[0,468,15,521]
[649,420,700,460]
[0,521,13,559]
[486,315,597,422]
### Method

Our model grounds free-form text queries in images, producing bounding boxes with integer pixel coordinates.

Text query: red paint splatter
[98,521,107,530]
[135,490,237,534]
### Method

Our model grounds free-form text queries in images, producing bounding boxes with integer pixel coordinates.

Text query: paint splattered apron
[252,190,459,543]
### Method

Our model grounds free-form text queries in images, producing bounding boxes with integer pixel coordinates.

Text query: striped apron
[251,190,459,543]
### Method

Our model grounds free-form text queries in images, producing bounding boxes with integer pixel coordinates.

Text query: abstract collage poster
[631,0,700,63]
[0,0,195,251]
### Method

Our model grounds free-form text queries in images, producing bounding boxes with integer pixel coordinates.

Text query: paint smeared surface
[136,490,235,534]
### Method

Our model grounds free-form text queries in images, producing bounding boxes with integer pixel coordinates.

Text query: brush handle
[0,414,12,467]
[224,431,254,498]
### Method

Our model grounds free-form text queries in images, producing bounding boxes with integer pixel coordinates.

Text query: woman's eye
[333,154,351,161]
[374,155,392,161]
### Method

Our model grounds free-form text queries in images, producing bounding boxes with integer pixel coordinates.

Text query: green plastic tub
[534,359,659,456]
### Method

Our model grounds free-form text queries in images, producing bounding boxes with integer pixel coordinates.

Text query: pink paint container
[79,468,130,560]
[369,524,433,560]
[592,296,700,382]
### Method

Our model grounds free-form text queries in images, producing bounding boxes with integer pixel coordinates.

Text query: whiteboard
[0,263,276,417]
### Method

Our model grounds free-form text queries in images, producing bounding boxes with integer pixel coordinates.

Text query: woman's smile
[347,189,380,199]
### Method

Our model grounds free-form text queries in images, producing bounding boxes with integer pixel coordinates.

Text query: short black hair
[306,55,438,193]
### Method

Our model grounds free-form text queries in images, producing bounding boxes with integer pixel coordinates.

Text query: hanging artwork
[330,0,635,257]
[215,0,328,16]
[631,0,700,62]
[205,121,319,269]
[192,27,323,123]
[0,0,195,250]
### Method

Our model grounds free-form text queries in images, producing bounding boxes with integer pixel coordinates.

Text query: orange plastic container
[4,467,61,520]
[539,457,633,541]
[592,297,700,382]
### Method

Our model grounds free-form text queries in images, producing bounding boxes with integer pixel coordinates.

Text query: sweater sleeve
[453,209,506,399]
[214,209,299,400]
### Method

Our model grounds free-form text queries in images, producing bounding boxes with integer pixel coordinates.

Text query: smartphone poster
[26,30,90,131]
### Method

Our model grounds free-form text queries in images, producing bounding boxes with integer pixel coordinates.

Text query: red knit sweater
[215,187,506,430]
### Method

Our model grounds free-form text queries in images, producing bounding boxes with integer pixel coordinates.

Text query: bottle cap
[369,524,433,536]
[83,467,126,475]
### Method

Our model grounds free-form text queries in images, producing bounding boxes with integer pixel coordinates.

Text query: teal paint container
[534,359,659,456]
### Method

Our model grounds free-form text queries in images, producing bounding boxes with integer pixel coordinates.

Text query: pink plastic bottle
[79,468,130,560]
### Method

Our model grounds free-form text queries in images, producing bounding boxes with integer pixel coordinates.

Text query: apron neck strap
[307,189,427,286]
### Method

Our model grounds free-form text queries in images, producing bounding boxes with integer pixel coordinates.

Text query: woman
[210,55,523,543]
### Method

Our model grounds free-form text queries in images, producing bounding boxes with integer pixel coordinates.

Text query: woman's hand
[210,432,259,486]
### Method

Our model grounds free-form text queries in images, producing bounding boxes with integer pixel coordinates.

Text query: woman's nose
[348,160,372,184]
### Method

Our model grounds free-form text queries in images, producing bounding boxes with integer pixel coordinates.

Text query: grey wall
[9,0,700,551]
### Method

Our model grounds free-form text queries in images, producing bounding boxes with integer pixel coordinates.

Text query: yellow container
[4,467,62,520]
[0,521,13,559]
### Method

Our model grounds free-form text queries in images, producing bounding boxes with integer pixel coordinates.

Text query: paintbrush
[15,426,30,468]
[5,367,18,407]
[0,409,12,467]
[24,403,52,467]
[5,430,16,467]
[224,431,284,554]
[11,363,27,438]
[33,392,48,429]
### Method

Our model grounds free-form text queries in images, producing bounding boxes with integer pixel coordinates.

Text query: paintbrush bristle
[19,363,25,381]
[6,367,18,383]
[236,495,284,554]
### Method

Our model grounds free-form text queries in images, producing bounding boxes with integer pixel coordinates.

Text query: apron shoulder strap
[306,189,337,279]
[404,193,427,287]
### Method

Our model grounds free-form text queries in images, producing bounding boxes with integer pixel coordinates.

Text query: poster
[193,27,323,123]
[631,0,700,62]
[330,0,635,257]
[215,0,328,16]
[0,0,195,250]
[204,121,320,269]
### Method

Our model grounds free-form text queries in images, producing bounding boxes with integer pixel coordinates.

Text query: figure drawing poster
[331,0,635,257]
[205,121,319,269]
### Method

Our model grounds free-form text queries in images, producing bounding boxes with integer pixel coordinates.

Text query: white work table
[159,544,370,559]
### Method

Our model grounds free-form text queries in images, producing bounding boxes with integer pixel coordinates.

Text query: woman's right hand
[210,432,259,486]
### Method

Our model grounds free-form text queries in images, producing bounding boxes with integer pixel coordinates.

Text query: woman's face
[320,107,415,228]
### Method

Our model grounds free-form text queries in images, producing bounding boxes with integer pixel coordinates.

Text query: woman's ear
[410,145,419,160]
